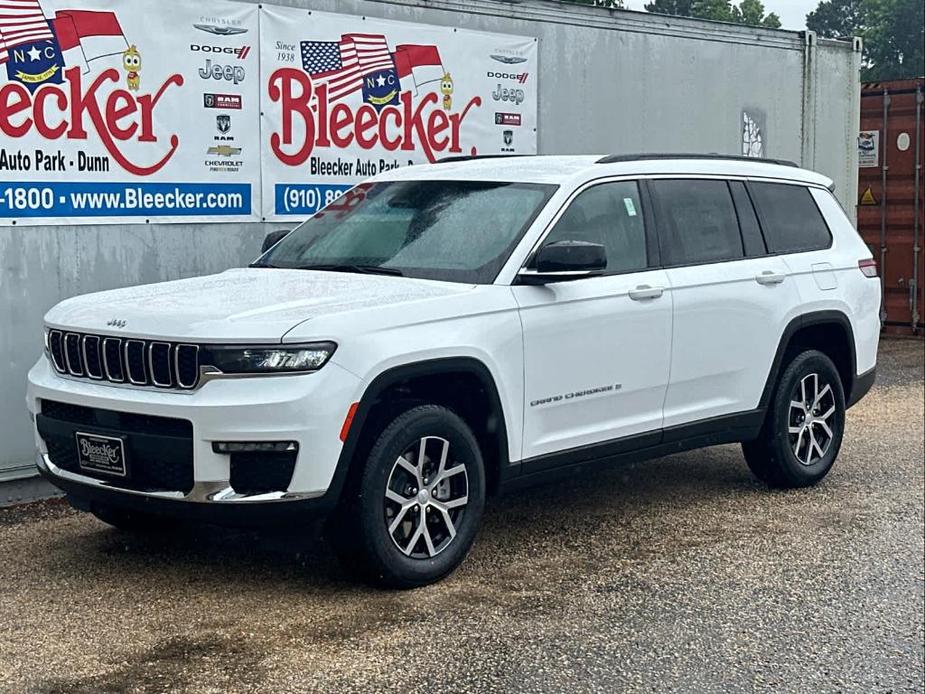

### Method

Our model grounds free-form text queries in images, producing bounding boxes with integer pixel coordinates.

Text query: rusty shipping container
[858,78,925,334]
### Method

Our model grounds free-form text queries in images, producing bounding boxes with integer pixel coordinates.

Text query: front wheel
[743,350,846,488]
[331,405,486,588]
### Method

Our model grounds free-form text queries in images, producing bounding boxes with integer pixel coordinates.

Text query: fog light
[212,441,298,454]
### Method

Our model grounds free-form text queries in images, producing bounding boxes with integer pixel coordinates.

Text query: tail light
[858,259,878,278]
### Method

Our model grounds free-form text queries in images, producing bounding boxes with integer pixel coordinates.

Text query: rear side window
[748,182,832,253]
[650,180,744,265]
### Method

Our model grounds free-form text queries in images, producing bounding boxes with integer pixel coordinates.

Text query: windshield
[255,180,556,284]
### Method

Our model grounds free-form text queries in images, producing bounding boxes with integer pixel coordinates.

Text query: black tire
[89,503,180,533]
[329,405,486,589]
[743,350,846,488]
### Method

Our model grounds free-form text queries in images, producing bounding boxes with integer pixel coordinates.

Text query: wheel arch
[759,310,859,412]
[330,357,511,506]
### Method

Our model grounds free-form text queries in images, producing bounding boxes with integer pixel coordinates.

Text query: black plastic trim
[596,153,799,167]
[847,366,876,408]
[757,310,857,411]
[505,409,766,490]
[326,357,512,508]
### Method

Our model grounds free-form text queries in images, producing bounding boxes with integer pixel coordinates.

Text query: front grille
[38,399,194,493]
[229,451,298,495]
[47,330,200,389]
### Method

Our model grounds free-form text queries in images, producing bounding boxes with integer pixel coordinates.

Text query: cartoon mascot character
[440,72,453,111]
[123,45,141,91]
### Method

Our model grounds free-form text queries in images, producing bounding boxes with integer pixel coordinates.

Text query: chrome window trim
[64,333,84,376]
[516,174,834,277]
[148,342,173,388]
[81,335,104,380]
[102,337,125,383]
[124,339,148,385]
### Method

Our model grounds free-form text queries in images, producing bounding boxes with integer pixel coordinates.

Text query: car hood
[45,268,474,343]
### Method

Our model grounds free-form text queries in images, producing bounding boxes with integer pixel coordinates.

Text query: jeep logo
[492,84,525,106]
[106,319,127,328]
[199,58,246,84]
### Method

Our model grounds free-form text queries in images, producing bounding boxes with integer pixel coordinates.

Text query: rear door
[649,178,802,428]
[513,180,672,464]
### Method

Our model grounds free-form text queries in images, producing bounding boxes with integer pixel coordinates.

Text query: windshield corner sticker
[260,6,538,220]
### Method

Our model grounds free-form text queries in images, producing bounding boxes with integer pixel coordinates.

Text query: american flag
[301,33,396,103]
[0,0,55,66]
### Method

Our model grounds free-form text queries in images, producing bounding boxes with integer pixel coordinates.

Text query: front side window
[257,180,556,284]
[748,182,832,253]
[538,181,648,274]
[650,179,744,265]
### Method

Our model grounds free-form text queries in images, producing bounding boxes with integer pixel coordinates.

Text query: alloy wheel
[384,436,469,558]
[788,372,837,466]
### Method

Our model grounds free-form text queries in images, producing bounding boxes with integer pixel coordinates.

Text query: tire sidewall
[357,406,486,587]
[770,351,846,486]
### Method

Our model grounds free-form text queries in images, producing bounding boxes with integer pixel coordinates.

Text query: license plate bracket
[75,431,128,478]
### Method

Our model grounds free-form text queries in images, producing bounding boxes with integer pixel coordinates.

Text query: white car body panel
[26,156,881,508]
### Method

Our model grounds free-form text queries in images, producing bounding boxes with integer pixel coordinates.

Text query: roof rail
[435,154,532,164]
[596,153,799,167]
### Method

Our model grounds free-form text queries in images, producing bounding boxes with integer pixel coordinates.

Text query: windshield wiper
[295,263,404,277]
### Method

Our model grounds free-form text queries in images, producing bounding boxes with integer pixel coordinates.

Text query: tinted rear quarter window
[650,179,744,265]
[748,182,832,253]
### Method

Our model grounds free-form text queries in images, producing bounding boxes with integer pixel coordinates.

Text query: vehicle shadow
[38,443,770,593]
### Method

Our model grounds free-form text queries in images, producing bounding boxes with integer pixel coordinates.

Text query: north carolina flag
[51,9,127,72]
[392,44,443,94]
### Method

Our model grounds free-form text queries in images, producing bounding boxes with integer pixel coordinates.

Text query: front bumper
[27,356,362,511]
[37,453,334,525]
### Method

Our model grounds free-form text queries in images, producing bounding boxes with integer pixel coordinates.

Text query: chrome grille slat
[47,331,198,390]
[82,336,104,380]
[102,337,125,383]
[64,333,84,376]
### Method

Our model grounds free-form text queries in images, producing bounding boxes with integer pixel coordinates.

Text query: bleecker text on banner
[260,7,538,220]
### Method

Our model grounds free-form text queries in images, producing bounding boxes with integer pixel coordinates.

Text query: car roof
[371,154,834,189]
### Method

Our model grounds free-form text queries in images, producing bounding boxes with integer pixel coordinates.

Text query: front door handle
[755,270,786,285]
[628,285,664,301]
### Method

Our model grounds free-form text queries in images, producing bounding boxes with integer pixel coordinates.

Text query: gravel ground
[0,339,922,693]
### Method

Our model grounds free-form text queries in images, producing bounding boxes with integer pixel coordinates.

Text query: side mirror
[261,229,292,254]
[517,240,607,284]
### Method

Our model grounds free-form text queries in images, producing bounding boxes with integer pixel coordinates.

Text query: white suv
[27,155,880,587]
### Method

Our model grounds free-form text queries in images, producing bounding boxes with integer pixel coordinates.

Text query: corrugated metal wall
[858,78,925,334]
[0,0,862,478]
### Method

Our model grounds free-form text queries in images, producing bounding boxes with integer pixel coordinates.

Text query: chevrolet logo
[207,145,242,157]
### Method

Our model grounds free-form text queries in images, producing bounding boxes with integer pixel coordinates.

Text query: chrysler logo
[106,319,127,328]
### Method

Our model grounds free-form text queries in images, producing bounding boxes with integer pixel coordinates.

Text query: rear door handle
[755,270,786,285]
[628,285,664,301]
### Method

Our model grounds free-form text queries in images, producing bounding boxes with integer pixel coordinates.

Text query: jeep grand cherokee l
[27,154,880,587]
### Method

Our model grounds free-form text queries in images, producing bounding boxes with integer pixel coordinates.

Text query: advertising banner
[260,6,538,221]
[0,0,260,225]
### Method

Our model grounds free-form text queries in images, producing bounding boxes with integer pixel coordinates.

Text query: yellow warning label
[860,186,878,206]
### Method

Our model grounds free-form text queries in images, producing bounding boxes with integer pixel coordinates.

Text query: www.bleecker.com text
[0,148,110,172]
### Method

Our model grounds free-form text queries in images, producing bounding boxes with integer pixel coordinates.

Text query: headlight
[202,342,336,374]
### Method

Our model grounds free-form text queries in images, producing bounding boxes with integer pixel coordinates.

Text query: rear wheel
[330,405,485,588]
[743,350,846,488]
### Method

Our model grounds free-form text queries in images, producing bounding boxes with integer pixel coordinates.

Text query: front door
[512,180,673,465]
